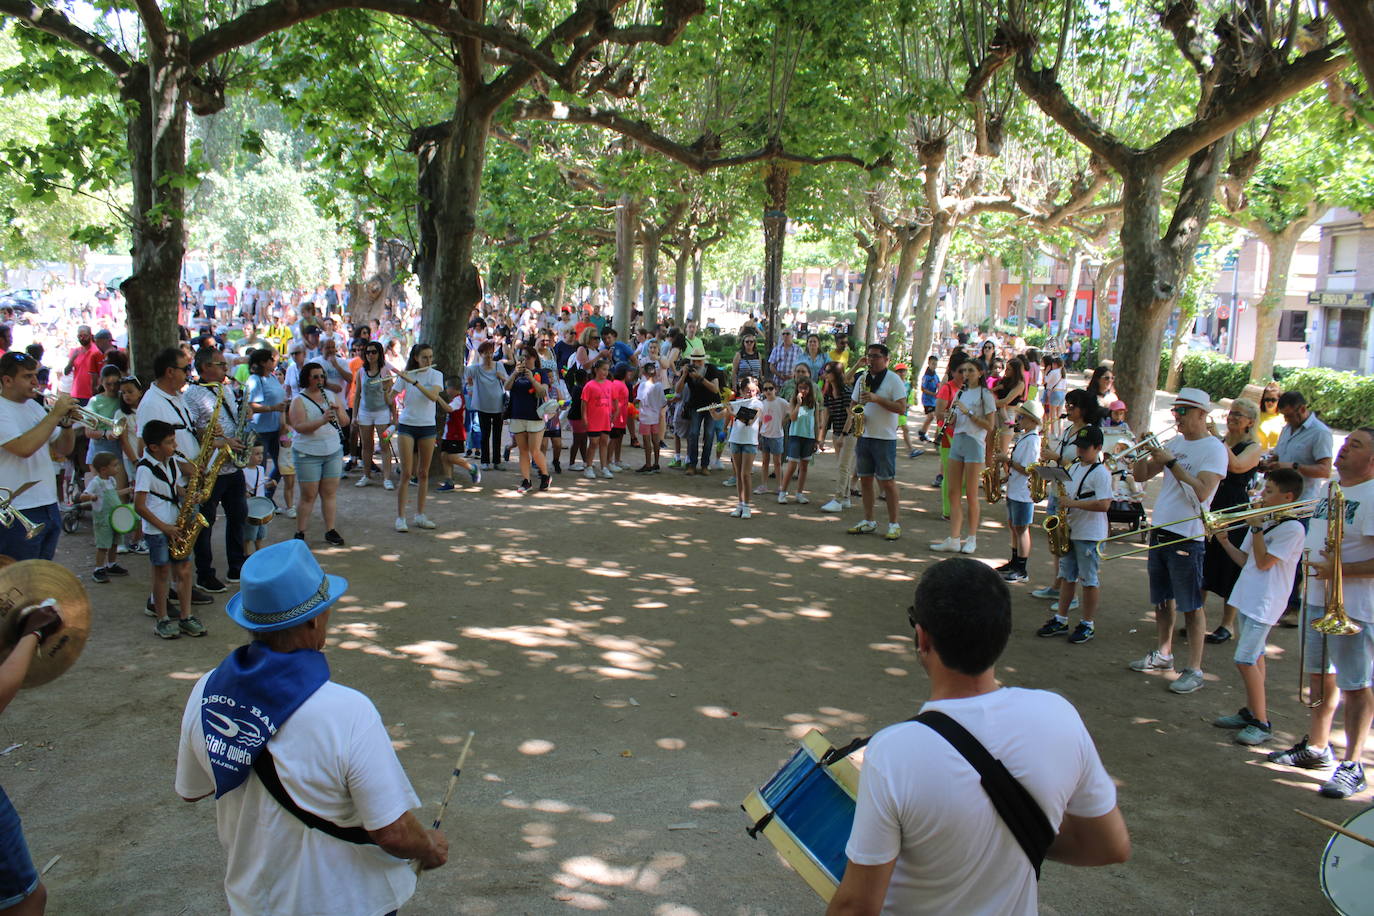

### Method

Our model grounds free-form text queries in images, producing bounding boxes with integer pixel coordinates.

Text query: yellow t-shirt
[1257,411,1284,451]
[829,348,851,371]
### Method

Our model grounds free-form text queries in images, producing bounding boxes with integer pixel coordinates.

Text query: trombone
[1097,497,1320,560]
[1301,484,1357,708]
[43,395,126,438]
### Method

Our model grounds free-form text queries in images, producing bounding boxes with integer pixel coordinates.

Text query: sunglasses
[1262,397,1277,404]
[1171,406,1194,416]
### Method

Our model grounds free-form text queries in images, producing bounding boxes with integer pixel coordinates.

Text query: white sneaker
[841,498,852,509]
[383,478,395,490]
[777,492,789,504]
[414,514,436,530]
[610,463,624,472]
[820,499,844,513]
[601,468,614,479]
[961,536,978,554]
[570,461,585,471]
[394,517,408,533]
[741,505,752,519]
[355,476,371,488]
[284,506,297,519]
[930,536,961,552]
[729,504,743,518]
[753,484,770,494]
[584,467,597,480]
[796,494,810,504]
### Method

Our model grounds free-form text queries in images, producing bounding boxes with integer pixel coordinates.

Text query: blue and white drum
[1321,807,1374,915]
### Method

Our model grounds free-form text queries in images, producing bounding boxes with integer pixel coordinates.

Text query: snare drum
[246,496,275,526]
[110,504,138,535]
[741,729,860,902]
[1321,807,1374,915]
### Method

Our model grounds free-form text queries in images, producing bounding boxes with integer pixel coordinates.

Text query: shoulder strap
[252,748,375,846]
[916,710,1054,878]
[136,458,179,505]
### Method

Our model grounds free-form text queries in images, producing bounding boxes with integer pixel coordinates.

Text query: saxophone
[850,371,867,438]
[169,385,231,560]
[228,388,258,468]
[1042,480,1071,557]
[981,423,1004,503]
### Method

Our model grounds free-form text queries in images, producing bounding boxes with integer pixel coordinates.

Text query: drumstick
[1295,808,1374,850]
[412,731,474,876]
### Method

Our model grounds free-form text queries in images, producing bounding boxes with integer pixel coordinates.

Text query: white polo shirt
[0,397,61,509]
[135,384,201,462]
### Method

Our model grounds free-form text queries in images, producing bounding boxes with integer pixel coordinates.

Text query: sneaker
[437,480,456,492]
[1204,626,1233,645]
[355,476,372,488]
[144,597,157,618]
[324,529,345,546]
[1268,736,1336,769]
[584,467,597,480]
[820,499,844,513]
[1169,668,1206,694]
[933,473,944,487]
[848,520,878,535]
[1002,568,1029,583]
[284,506,298,519]
[960,536,978,554]
[1129,650,1174,672]
[410,476,419,486]
[729,504,743,518]
[105,563,130,577]
[930,536,962,552]
[569,461,584,471]
[840,498,852,509]
[539,474,552,492]
[383,479,395,490]
[609,463,624,472]
[753,484,770,494]
[722,477,736,487]
[1036,617,1069,637]
[1321,761,1368,799]
[884,523,901,541]
[740,505,752,519]
[777,492,789,504]
[1068,622,1095,644]
[178,615,208,637]
[650,465,662,473]
[293,531,305,540]
[414,514,436,530]
[1030,586,1060,600]
[667,458,684,469]
[1214,707,1261,729]
[198,575,227,594]
[491,464,505,473]
[552,461,562,474]
[395,517,408,533]
[154,617,180,639]
[517,479,533,494]
[635,465,653,474]
[117,543,129,555]
[601,468,614,479]
[131,541,149,555]
[908,448,925,458]
[190,587,214,605]
[796,494,809,504]
[92,567,110,584]
[469,466,482,484]
[1235,723,1273,746]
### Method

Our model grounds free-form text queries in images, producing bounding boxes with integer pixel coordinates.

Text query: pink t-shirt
[757,396,786,439]
[609,380,629,429]
[69,343,105,400]
[582,379,614,431]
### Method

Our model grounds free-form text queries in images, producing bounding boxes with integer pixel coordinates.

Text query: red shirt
[443,394,466,442]
[936,378,960,448]
[69,342,105,400]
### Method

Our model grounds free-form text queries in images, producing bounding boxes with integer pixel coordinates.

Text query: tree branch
[1013,50,1135,173]
[1328,0,1374,94]
[0,0,130,76]
[131,0,170,64]
[1038,160,1112,229]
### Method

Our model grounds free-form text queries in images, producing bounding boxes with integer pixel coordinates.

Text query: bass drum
[1321,807,1374,915]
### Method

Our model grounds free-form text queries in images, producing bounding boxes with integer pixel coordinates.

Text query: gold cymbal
[0,560,90,688]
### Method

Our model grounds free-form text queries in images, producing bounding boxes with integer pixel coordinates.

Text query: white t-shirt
[1065,461,1113,543]
[1006,431,1040,504]
[135,385,201,462]
[852,370,909,441]
[176,677,420,916]
[0,397,60,509]
[1232,518,1306,625]
[284,361,304,402]
[727,397,762,446]
[757,396,786,439]
[636,380,666,423]
[396,367,443,427]
[846,688,1117,916]
[1150,434,1228,540]
[243,465,269,499]
[292,391,345,457]
[951,386,995,446]
[1305,478,1374,622]
[134,452,182,535]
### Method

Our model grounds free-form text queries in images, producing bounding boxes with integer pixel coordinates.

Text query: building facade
[1308,207,1374,373]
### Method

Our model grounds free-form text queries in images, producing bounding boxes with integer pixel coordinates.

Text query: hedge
[1165,351,1373,431]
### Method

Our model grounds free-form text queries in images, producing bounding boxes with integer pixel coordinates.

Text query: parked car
[0,289,39,314]
[1002,315,1045,329]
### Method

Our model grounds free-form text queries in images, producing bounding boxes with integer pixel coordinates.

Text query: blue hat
[225,540,348,633]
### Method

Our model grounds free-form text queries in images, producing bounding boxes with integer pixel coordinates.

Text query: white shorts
[356,407,392,427]
[509,419,545,435]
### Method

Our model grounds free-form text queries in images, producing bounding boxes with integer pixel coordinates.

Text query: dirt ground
[2,433,1345,915]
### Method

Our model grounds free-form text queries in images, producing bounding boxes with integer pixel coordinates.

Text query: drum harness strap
[748,711,1055,878]
[252,749,375,846]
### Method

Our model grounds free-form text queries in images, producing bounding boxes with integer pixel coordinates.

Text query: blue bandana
[200,642,330,798]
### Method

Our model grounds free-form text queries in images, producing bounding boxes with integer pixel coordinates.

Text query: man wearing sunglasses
[1127,388,1228,695]
[1257,390,1333,503]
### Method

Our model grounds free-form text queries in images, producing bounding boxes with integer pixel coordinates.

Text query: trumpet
[1102,426,1175,472]
[1097,497,1320,560]
[43,395,125,438]
[0,487,42,540]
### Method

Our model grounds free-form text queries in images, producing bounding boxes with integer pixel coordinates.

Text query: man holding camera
[676,343,722,476]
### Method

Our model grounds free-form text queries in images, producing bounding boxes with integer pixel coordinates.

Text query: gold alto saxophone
[1042,480,1071,557]
[229,389,258,468]
[982,422,1004,503]
[1028,435,1050,502]
[169,385,231,560]
[850,371,867,438]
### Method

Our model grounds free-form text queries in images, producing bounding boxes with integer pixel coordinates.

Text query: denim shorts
[730,442,757,455]
[396,423,437,440]
[759,435,783,455]
[1058,539,1101,588]
[855,436,897,480]
[947,432,984,464]
[786,437,817,462]
[1048,390,1066,406]
[1233,614,1273,667]
[246,523,268,543]
[1301,603,1340,676]
[1146,529,1206,612]
[1007,498,1034,527]
[293,448,343,484]
[1303,604,1374,688]
[145,531,172,567]
[0,786,37,909]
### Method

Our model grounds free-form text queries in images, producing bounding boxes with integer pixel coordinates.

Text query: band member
[0,353,76,561]
[1268,427,1374,798]
[184,346,249,591]
[1036,426,1113,644]
[845,344,910,542]
[176,541,448,914]
[827,558,1129,915]
[1128,388,1227,695]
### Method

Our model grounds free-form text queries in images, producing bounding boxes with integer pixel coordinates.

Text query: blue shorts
[1146,529,1206,612]
[1233,614,1273,667]
[1007,499,1034,527]
[1302,604,1374,689]
[785,437,817,462]
[1058,539,1101,588]
[246,523,268,543]
[1048,390,1066,406]
[293,448,343,484]
[0,786,37,909]
[759,435,783,455]
[396,423,437,440]
[730,443,757,455]
[947,433,984,464]
[145,531,173,567]
[1301,603,1340,676]
[855,437,897,481]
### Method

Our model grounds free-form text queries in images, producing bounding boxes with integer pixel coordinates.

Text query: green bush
[1162,352,1372,430]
